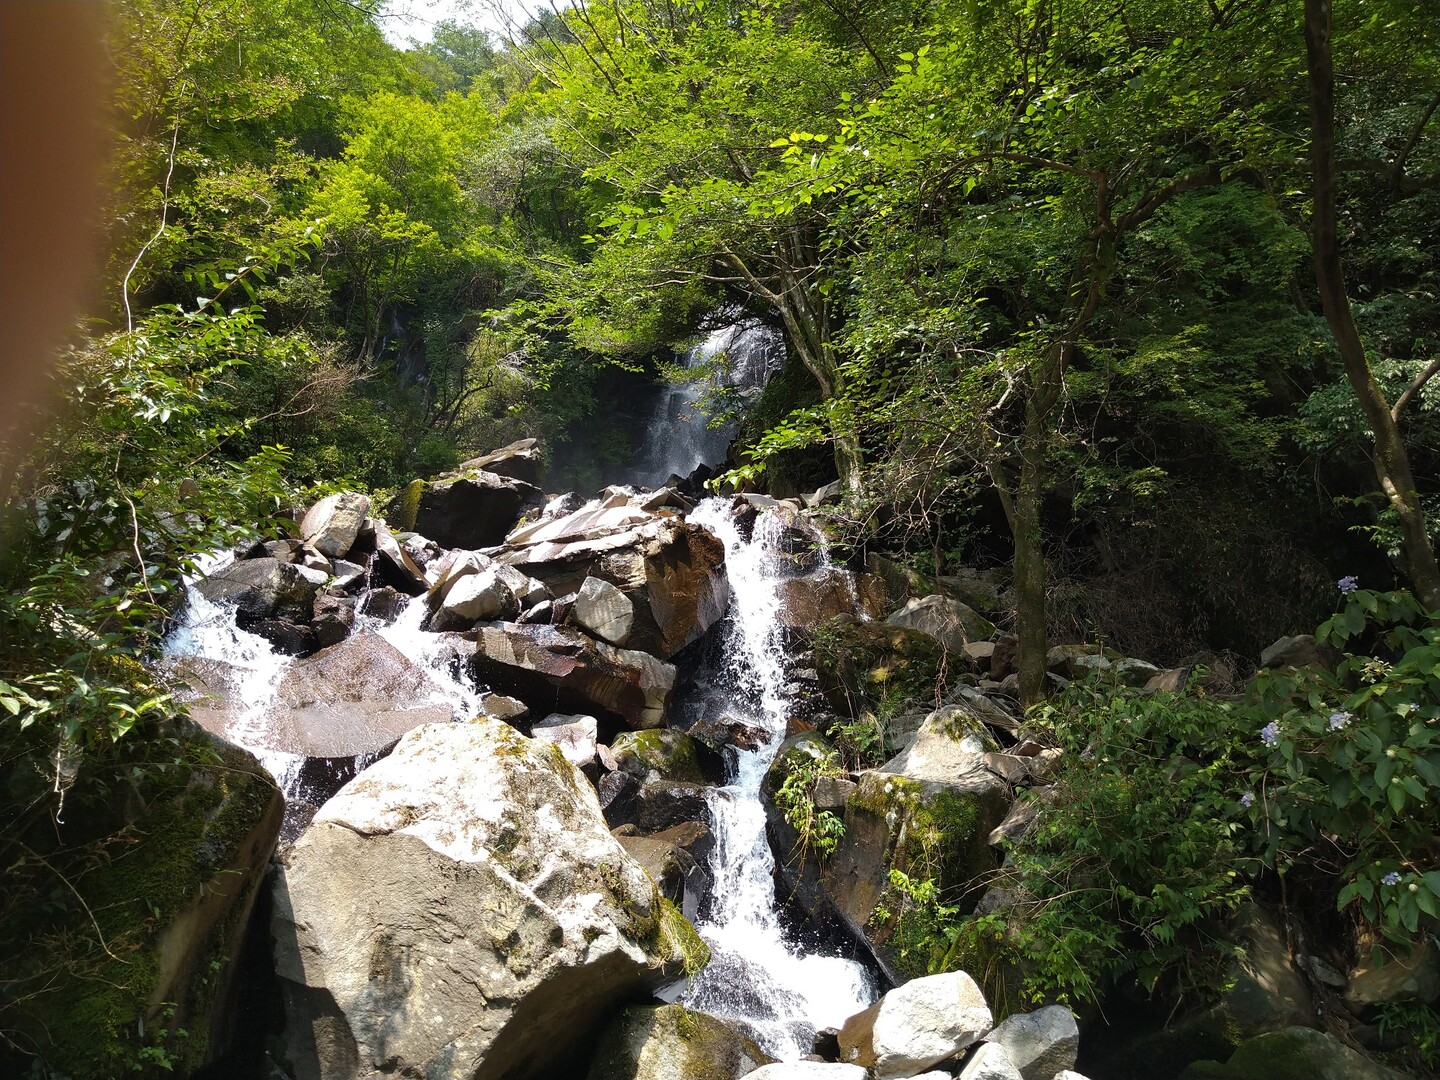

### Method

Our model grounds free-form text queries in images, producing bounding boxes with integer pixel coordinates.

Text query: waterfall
[627,321,784,489]
[679,499,878,1059]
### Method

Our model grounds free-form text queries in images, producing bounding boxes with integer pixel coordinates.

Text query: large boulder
[496,506,728,660]
[837,969,994,1078]
[411,469,543,549]
[774,567,888,629]
[766,733,1010,982]
[299,491,370,559]
[460,622,678,730]
[194,556,319,620]
[887,594,997,652]
[271,719,707,1080]
[984,1006,1080,1080]
[958,1043,1024,1080]
[610,729,709,783]
[531,712,599,769]
[575,575,637,646]
[585,1003,772,1080]
[170,631,453,758]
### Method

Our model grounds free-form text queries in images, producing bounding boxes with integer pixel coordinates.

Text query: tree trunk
[1305,0,1440,610]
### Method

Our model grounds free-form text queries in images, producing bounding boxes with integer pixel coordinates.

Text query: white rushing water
[627,322,784,489]
[680,499,878,1059]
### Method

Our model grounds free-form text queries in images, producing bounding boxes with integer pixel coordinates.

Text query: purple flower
[1259,722,1281,748]
[1329,711,1353,730]
[1240,792,1255,808]
[1382,871,1402,886]
[1338,575,1360,594]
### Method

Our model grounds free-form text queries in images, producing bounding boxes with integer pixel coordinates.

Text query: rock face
[462,622,677,729]
[985,1006,1080,1080]
[887,594,998,652]
[585,1003,772,1080]
[774,567,887,628]
[413,469,544,549]
[837,970,994,1078]
[1179,1026,1410,1080]
[272,719,705,1080]
[299,491,370,558]
[575,575,636,645]
[496,504,728,660]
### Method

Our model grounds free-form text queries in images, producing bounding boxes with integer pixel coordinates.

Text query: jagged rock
[632,780,711,833]
[172,631,451,758]
[610,729,707,783]
[945,684,1021,732]
[431,564,521,628]
[359,585,407,623]
[813,616,945,718]
[246,616,317,656]
[330,558,366,591]
[478,691,529,723]
[879,706,1001,782]
[599,770,642,827]
[689,713,770,753]
[496,508,728,660]
[299,491,371,558]
[271,719,705,1080]
[985,1006,1079,1080]
[259,538,300,562]
[1179,1026,1409,1079]
[297,545,332,573]
[454,437,545,488]
[616,822,715,911]
[411,469,544,549]
[371,519,426,592]
[804,481,843,508]
[585,1003,773,1080]
[959,1043,1024,1080]
[965,641,997,664]
[988,792,1050,846]
[745,1064,868,1079]
[837,969,993,1078]
[312,591,355,649]
[887,594,998,651]
[194,557,319,620]
[531,712,599,769]
[542,491,588,521]
[575,575,636,646]
[460,622,677,730]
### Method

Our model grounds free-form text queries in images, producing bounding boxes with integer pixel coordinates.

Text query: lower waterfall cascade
[160,493,879,1063]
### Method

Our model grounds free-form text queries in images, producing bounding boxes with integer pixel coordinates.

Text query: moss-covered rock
[1179,1026,1410,1080]
[2,723,282,1078]
[812,614,947,719]
[611,729,708,783]
[586,1004,771,1080]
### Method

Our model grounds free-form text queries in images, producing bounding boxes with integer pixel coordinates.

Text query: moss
[611,730,705,783]
[812,615,946,719]
[391,478,426,532]
[648,897,710,977]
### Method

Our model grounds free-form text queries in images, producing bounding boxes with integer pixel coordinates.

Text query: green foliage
[774,749,846,862]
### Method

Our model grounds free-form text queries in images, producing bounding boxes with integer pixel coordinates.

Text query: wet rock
[497,508,728,660]
[585,1003,772,1080]
[985,1006,1079,1080]
[311,591,355,649]
[837,969,993,1078]
[272,719,705,1080]
[531,712,599,769]
[616,824,713,910]
[246,616,317,656]
[744,1064,868,1079]
[460,622,677,730]
[775,567,887,628]
[887,594,998,651]
[632,780,710,833]
[174,631,451,758]
[194,557,318,620]
[575,575,636,646]
[299,491,370,558]
[411,469,544,549]
[359,585,407,623]
[479,691,529,723]
[689,713,770,753]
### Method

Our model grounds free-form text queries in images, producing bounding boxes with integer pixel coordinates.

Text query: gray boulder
[412,468,544,549]
[299,491,370,558]
[887,594,998,651]
[454,437,545,488]
[985,1006,1079,1080]
[575,575,636,645]
[959,1043,1024,1080]
[272,719,706,1080]
[586,1003,772,1080]
[837,969,994,1078]
[194,557,318,619]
